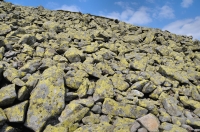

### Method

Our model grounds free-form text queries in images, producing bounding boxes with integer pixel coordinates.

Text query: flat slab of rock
[137,113,160,132]
[102,98,148,119]
[4,100,28,123]
[24,66,65,131]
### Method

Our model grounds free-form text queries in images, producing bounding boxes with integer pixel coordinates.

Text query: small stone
[4,100,28,123]
[0,24,11,35]
[82,112,100,125]
[64,48,84,63]
[77,79,89,98]
[194,108,200,117]
[137,113,160,132]
[186,118,200,128]
[18,34,36,45]
[180,96,200,109]
[91,104,102,114]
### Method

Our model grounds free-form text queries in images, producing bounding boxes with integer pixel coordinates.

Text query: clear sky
[6,0,200,40]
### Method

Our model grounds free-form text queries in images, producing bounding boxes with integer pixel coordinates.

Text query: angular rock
[130,121,141,132]
[25,66,65,131]
[137,113,160,132]
[82,112,100,125]
[110,74,130,91]
[64,48,84,63]
[0,24,11,35]
[0,84,16,107]
[18,34,36,45]
[4,100,28,123]
[74,122,114,132]
[93,76,114,102]
[160,122,187,132]
[179,96,200,109]
[186,118,200,128]
[102,98,148,119]
[162,96,182,116]
[130,57,149,71]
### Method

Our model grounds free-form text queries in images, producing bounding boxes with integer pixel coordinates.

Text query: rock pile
[0,1,200,132]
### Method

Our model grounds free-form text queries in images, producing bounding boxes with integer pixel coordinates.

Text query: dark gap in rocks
[88,74,99,82]
[56,49,65,55]
[6,122,34,132]
[0,76,12,88]
[142,92,152,99]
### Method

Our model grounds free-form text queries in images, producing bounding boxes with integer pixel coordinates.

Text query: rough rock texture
[0,1,200,131]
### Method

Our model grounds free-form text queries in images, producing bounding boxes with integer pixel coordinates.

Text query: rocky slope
[0,0,200,132]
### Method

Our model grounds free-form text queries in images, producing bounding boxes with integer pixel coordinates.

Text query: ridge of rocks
[0,1,200,132]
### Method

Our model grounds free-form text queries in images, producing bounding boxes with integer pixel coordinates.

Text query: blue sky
[6,0,200,40]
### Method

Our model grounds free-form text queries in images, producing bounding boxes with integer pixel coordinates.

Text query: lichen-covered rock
[110,74,130,91]
[93,76,114,101]
[19,59,41,74]
[160,122,188,132]
[0,24,11,35]
[43,21,62,32]
[43,125,68,132]
[0,124,16,132]
[4,100,28,123]
[186,118,200,128]
[74,122,114,132]
[18,34,36,45]
[179,96,200,109]
[25,66,65,131]
[102,98,148,119]
[0,84,16,107]
[82,112,100,125]
[64,48,84,63]
[162,96,182,116]
[0,108,7,126]
[130,57,149,71]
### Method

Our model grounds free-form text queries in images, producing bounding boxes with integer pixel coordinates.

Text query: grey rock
[0,108,7,126]
[0,84,16,107]
[130,121,141,132]
[4,100,28,123]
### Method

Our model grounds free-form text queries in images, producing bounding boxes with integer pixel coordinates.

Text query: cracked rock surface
[0,1,200,132]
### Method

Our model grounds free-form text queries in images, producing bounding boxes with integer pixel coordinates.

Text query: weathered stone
[137,113,160,132]
[43,125,68,132]
[179,96,200,109]
[18,34,36,45]
[102,98,148,119]
[19,59,41,74]
[129,80,148,91]
[93,76,114,102]
[25,66,65,131]
[82,112,100,125]
[130,121,141,132]
[64,48,84,63]
[130,57,149,71]
[74,122,114,132]
[0,124,16,132]
[160,122,188,132]
[186,118,200,128]
[159,108,171,123]
[0,24,11,35]
[162,96,182,116]
[0,84,16,107]
[43,21,61,32]
[110,74,130,91]
[4,100,28,123]
[150,72,165,86]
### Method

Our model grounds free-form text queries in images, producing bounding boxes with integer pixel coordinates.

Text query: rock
[179,96,200,109]
[43,21,61,32]
[3,67,23,82]
[35,46,45,57]
[129,80,148,91]
[158,108,171,122]
[74,122,114,132]
[65,77,83,89]
[43,125,68,132]
[82,112,100,125]
[64,48,84,63]
[130,57,149,71]
[0,124,16,132]
[93,76,114,102]
[3,100,28,123]
[130,121,141,132]
[150,72,165,86]
[91,104,102,114]
[19,59,41,74]
[186,118,200,128]
[171,116,186,126]
[18,34,36,45]
[113,124,132,132]
[160,122,188,132]
[194,108,200,117]
[137,113,160,132]
[0,24,11,35]
[0,108,7,126]
[138,128,148,132]
[102,98,148,119]
[110,74,130,91]
[0,84,16,107]
[25,66,65,131]
[162,96,182,116]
